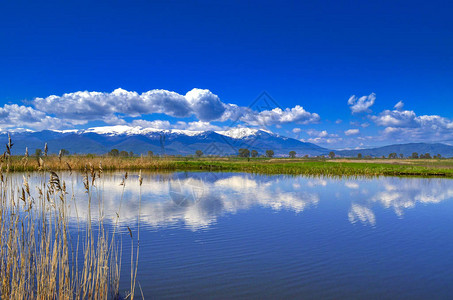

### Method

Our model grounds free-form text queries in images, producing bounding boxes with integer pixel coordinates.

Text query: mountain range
[0,126,328,156]
[336,143,453,158]
[1,126,453,158]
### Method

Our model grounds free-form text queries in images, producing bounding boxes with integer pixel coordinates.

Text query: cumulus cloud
[240,105,320,127]
[30,88,320,129]
[185,89,226,121]
[344,129,360,136]
[130,119,172,129]
[0,104,82,130]
[292,128,302,133]
[371,107,453,142]
[0,104,45,123]
[102,114,128,125]
[33,88,195,121]
[348,93,376,114]
[370,101,453,142]
[372,109,418,127]
[174,121,222,131]
[308,137,343,145]
[33,88,228,123]
[302,129,342,145]
[307,129,329,138]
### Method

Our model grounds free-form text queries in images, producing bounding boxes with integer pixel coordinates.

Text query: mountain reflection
[61,172,319,230]
[14,172,453,229]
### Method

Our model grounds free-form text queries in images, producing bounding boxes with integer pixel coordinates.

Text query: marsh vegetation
[0,137,141,299]
[3,153,453,178]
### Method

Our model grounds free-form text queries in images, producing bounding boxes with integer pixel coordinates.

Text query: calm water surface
[17,172,453,299]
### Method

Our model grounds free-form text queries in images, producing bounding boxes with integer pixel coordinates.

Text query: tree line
[103,148,445,159]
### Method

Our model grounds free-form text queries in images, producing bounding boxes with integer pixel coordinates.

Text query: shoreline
[2,156,453,178]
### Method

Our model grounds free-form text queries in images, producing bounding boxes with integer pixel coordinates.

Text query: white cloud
[130,119,222,131]
[33,88,228,123]
[240,105,320,127]
[302,129,342,145]
[372,109,418,127]
[307,137,343,144]
[33,88,193,121]
[130,119,172,129]
[308,129,327,137]
[372,107,453,142]
[292,128,302,133]
[174,121,222,131]
[345,129,360,136]
[0,104,82,130]
[102,114,128,125]
[185,89,226,121]
[31,88,320,129]
[394,101,404,110]
[348,93,376,114]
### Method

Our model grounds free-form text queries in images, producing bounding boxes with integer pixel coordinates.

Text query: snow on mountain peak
[82,125,204,137]
[170,129,204,136]
[216,127,269,139]
[48,125,273,139]
[0,128,35,133]
[84,125,144,135]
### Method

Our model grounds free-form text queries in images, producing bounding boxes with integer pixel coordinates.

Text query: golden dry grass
[0,156,141,299]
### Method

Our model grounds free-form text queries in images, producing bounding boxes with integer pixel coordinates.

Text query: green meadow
[4,155,453,178]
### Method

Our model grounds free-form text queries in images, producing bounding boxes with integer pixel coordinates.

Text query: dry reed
[0,140,142,299]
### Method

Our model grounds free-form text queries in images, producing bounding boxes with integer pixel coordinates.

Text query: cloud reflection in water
[17,172,453,230]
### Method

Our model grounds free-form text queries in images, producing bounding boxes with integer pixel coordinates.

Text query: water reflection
[111,172,320,229]
[348,204,376,226]
[372,179,453,216]
[13,172,453,230]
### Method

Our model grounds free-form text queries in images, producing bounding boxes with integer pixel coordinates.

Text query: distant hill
[0,126,329,157]
[2,126,452,158]
[336,143,453,158]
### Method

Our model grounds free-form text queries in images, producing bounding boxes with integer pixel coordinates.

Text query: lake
[14,171,453,299]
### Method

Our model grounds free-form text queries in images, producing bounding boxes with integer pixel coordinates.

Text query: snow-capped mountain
[56,125,267,139]
[216,127,272,139]
[0,125,329,156]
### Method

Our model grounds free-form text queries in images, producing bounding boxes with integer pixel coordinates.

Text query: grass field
[4,155,453,178]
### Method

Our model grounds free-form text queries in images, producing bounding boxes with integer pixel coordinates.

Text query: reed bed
[0,137,141,299]
[4,155,178,172]
[3,154,453,178]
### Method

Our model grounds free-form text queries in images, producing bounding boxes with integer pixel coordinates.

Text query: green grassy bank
[3,155,453,178]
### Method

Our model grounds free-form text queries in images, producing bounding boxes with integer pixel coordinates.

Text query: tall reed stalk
[0,139,141,299]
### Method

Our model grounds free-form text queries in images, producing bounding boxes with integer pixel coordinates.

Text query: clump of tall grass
[0,139,141,299]
[2,154,179,173]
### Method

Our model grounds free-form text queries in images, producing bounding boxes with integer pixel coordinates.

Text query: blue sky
[1,0,452,149]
